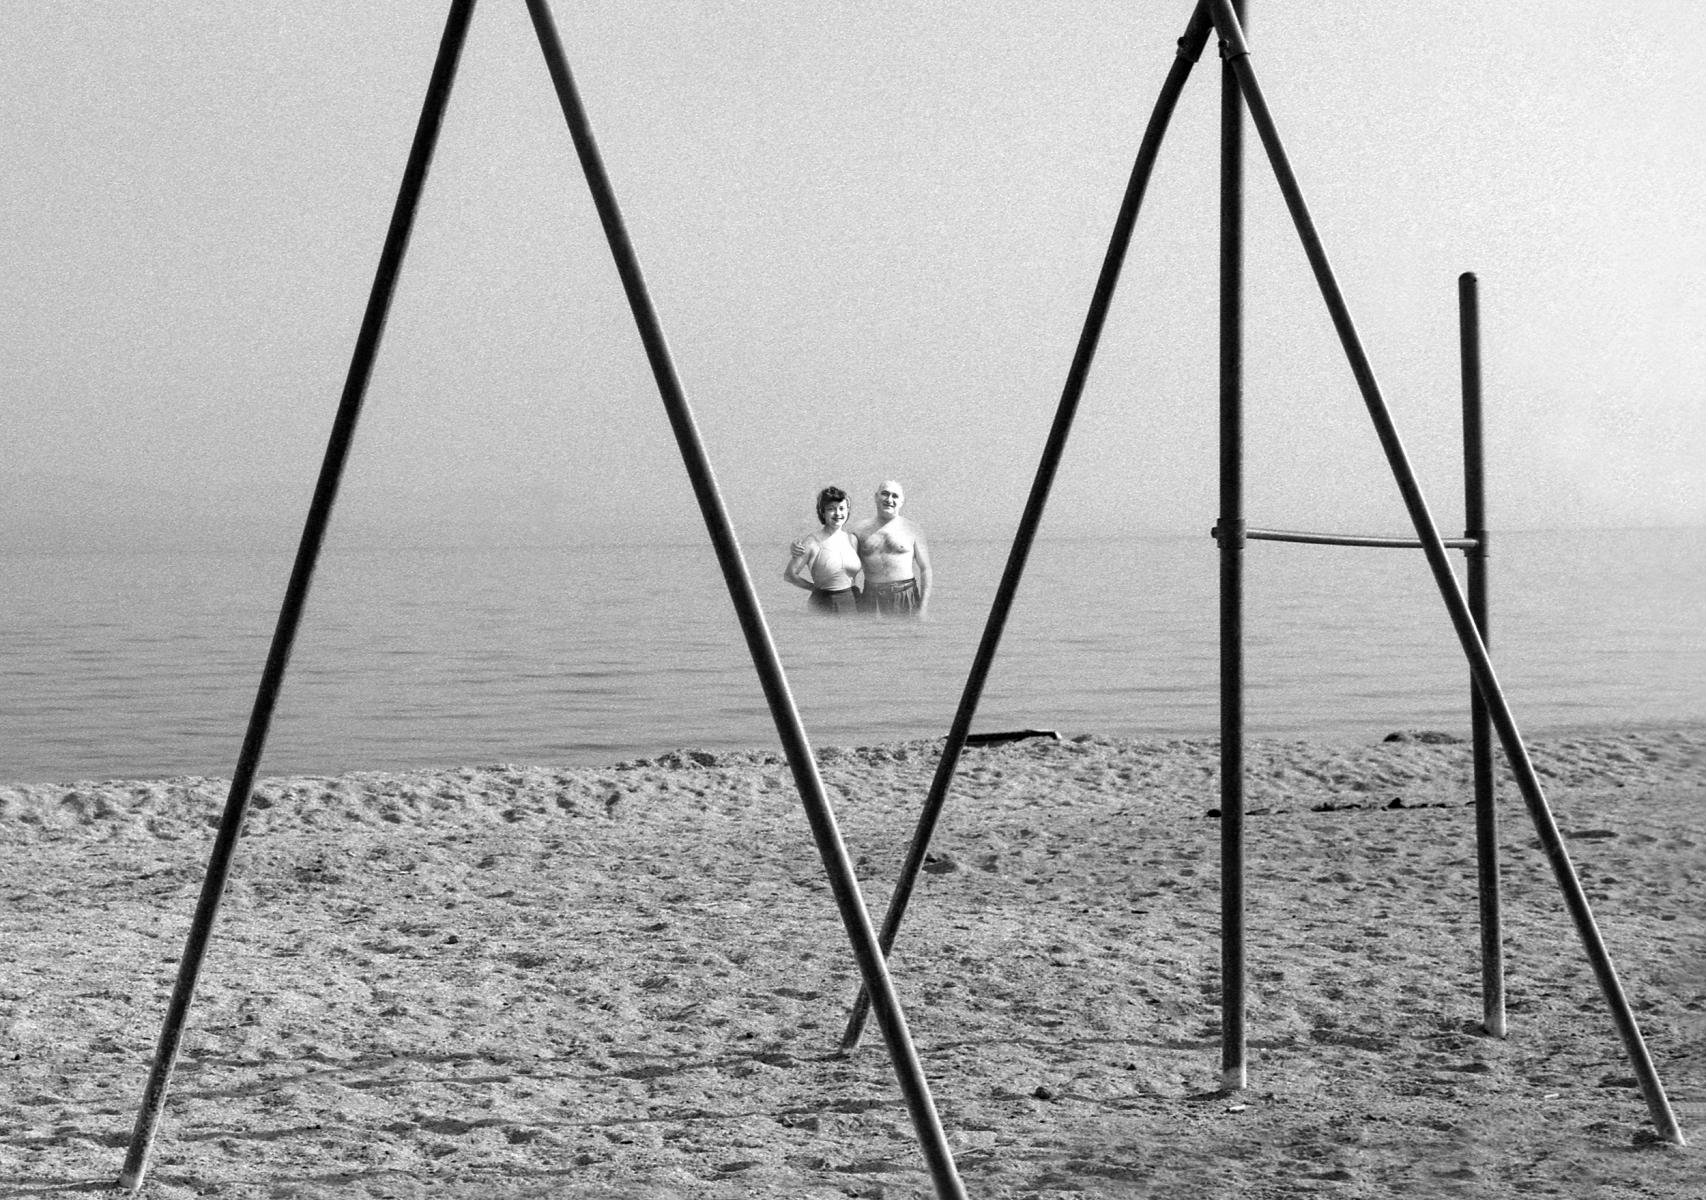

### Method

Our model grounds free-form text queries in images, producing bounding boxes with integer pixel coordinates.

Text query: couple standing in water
[783,480,931,618]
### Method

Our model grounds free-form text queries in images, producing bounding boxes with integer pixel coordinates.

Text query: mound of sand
[2,728,1703,1197]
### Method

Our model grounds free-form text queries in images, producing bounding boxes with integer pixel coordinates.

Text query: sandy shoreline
[3,728,1703,1198]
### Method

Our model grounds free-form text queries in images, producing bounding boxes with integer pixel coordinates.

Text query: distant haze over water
[2,529,1701,784]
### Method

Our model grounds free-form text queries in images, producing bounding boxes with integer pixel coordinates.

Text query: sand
[2,727,1703,1198]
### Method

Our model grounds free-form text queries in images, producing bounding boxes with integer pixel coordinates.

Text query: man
[850,480,931,618]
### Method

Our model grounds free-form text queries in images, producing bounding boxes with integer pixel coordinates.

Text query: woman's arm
[783,539,817,590]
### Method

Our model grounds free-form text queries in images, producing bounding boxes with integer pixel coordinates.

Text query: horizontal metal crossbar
[1213,524,1482,551]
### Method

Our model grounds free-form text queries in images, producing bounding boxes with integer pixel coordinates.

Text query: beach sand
[3,728,1703,1198]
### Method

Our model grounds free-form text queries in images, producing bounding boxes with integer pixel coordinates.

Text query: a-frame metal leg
[523,3,966,1193]
[837,0,1216,1054]
[1206,0,1683,1145]
[118,4,482,1190]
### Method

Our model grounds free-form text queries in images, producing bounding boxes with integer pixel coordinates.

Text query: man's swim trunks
[809,586,859,615]
[861,578,920,617]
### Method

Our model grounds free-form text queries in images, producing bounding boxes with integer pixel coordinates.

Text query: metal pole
[838,0,1217,1054]
[116,4,479,1191]
[1231,527,1479,550]
[1460,271,1505,1037]
[1217,0,1248,1095]
[522,3,965,1192]
[1207,0,1682,1144]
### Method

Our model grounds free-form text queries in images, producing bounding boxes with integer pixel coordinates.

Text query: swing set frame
[116,2,1685,1195]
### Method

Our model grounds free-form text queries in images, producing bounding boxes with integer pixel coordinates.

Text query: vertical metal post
[836,0,1216,1055]
[1217,0,1248,1094]
[117,4,479,1191]
[1460,271,1505,1037]
[1208,0,1682,1144]
[522,3,964,1193]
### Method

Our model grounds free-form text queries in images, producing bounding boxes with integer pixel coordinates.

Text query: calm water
[2,529,1702,783]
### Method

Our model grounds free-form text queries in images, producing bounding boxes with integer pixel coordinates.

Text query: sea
[2,528,1702,784]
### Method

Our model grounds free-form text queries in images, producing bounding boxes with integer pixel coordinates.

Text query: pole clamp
[1212,520,1248,549]
[1211,1,1252,61]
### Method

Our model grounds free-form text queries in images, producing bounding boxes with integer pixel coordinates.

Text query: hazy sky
[5,1,1702,553]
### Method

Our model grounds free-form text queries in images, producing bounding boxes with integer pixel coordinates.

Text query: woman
[783,486,863,614]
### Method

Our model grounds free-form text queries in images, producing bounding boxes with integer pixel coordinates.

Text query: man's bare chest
[863,527,912,556]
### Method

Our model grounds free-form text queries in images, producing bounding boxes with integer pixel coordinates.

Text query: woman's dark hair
[816,486,848,523]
